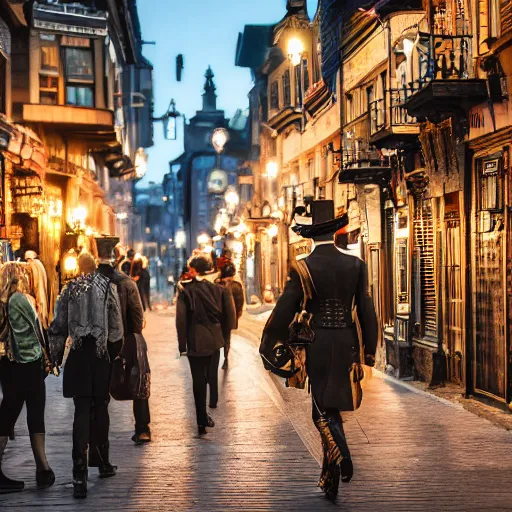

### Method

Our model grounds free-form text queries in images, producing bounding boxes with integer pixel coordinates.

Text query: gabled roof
[235,24,274,71]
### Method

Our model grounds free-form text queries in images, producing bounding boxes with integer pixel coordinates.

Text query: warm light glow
[48,199,63,218]
[288,37,304,66]
[266,160,279,179]
[135,148,148,179]
[212,235,222,242]
[232,241,244,254]
[237,221,248,233]
[71,207,87,228]
[162,196,168,202]
[211,128,230,154]
[234,231,241,239]
[403,38,414,57]
[64,252,78,272]
[224,188,240,207]
[134,252,142,260]
[203,245,214,254]
[85,227,93,236]
[197,233,210,245]
[267,224,279,238]
[116,212,128,220]
[176,230,186,249]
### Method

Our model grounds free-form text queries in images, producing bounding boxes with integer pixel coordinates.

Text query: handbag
[286,260,316,389]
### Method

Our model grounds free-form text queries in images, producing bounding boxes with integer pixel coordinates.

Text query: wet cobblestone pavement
[1,310,512,511]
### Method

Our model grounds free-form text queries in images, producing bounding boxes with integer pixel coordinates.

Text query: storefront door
[473,155,508,401]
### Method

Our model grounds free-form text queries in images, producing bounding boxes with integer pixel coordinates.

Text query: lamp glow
[266,160,279,178]
[211,128,230,154]
[64,252,78,272]
[176,230,186,249]
[71,207,87,228]
[197,233,210,245]
[288,37,304,66]
[224,188,240,207]
[267,224,279,238]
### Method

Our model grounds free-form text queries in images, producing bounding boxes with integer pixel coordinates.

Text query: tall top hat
[95,236,120,260]
[292,200,348,238]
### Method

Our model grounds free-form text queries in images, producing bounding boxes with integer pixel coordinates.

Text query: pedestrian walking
[48,266,123,499]
[176,255,235,435]
[260,200,378,502]
[121,248,135,275]
[96,237,151,445]
[0,262,54,494]
[139,256,152,312]
[216,262,244,369]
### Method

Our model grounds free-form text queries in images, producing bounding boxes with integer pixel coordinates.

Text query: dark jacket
[217,279,244,329]
[138,268,151,311]
[261,243,378,411]
[176,278,236,357]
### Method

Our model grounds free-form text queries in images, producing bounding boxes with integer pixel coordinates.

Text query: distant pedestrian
[216,262,244,369]
[121,249,135,275]
[96,237,151,445]
[139,257,152,312]
[49,268,123,499]
[176,255,235,435]
[0,262,54,494]
[260,200,378,501]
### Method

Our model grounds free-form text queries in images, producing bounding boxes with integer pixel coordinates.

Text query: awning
[92,142,136,180]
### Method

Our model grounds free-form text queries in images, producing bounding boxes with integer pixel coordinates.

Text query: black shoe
[36,468,55,489]
[99,463,117,479]
[340,458,353,483]
[94,442,117,479]
[209,403,217,409]
[132,432,152,445]
[72,461,87,499]
[207,414,215,428]
[198,425,207,436]
[0,469,24,494]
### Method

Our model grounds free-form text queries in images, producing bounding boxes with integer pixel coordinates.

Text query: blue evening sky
[138,0,319,186]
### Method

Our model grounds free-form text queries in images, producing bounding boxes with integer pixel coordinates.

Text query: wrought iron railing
[415,33,474,89]
[369,90,417,136]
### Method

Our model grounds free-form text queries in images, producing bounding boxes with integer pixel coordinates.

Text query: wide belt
[315,299,353,329]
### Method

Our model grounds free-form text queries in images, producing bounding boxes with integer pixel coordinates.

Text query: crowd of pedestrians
[0,239,152,499]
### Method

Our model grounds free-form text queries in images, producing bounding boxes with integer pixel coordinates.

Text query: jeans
[188,350,220,426]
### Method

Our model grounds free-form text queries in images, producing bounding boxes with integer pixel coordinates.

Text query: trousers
[188,350,220,426]
[0,358,46,436]
[72,396,110,462]
[133,399,151,434]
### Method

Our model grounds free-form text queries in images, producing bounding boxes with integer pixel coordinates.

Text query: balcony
[369,90,419,149]
[403,34,487,119]
[22,104,115,140]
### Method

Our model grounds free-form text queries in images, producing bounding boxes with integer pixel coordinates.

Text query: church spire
[202,66,217,112]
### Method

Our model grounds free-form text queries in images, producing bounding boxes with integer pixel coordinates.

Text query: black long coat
[261,243,378,411]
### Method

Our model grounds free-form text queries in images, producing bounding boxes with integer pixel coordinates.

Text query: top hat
[292,200,348,238]
[95,236,120,260]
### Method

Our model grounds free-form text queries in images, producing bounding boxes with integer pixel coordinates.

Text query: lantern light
[267,224,279,238]
[266,160,279,179]
[197,233,210,245]
[288,37,304,66]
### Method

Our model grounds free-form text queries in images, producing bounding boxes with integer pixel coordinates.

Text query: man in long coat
[260,200,378,501]
[96,237,151,444]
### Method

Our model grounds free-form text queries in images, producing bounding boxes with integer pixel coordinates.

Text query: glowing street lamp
[266,160,279,179]
[211,127,229,154]
[287,37,304,66]
[224,188,240,208]
[71,206,87,230]
[267,224,279,239]
[197,233,210,245]
[175,229,186,249]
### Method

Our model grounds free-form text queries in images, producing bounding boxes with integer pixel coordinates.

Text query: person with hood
[260,200,378,502]
[96,237,151,445]
[49,265,123,499]
[176,255,235,434]
[216,262,244,369]
[0,262,54,494]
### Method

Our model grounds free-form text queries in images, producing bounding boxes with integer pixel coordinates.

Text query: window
[295,65,301,106]
[0,54,6,114]
[64,44,94,107]
[346,94,353,123]
[396,239,408,304]
[479,157,503,211]
[39,33,59,105]
[283,69,291,106]
[270,80,279,110]
[302,59,309,93]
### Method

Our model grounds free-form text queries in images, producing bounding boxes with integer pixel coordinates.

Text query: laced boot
[30,434,55,489]
[72,458,88,499]
[0,436,24,494]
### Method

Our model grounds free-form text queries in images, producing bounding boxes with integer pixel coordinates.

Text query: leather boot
[72,458,88,499]
[0,436,24,494]
[95,442,117,478]
[30,434,55,489]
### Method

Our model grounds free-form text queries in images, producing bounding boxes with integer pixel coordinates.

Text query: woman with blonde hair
[0,262,54,494]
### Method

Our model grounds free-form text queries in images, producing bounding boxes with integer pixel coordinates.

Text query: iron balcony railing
[369,90,417,136]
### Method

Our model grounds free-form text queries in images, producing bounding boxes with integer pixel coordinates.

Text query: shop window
[396,238,409,307]
[479,157,503,211]
[283,69,291,106]
[270,80,279,110]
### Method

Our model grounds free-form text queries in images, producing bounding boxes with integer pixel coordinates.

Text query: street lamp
[287,37,304,67]
[265,160,279,179]
[224,187,240,215]
[211,127,229,154]
[197,233,210,245]
[267,224,279,239]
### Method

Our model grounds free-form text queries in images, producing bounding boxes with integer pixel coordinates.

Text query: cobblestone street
[1,310,512,511]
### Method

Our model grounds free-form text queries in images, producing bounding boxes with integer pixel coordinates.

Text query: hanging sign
[207,169,228,195]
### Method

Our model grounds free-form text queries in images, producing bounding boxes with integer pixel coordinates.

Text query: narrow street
[0,311,511,511]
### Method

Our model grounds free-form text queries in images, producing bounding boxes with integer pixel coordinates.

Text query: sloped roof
[235,24,274,70]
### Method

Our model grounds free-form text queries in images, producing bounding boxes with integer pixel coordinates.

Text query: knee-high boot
[29,434,55,489]
[0,436,24,494]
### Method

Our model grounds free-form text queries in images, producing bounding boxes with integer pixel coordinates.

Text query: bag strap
[293,260,316,311]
